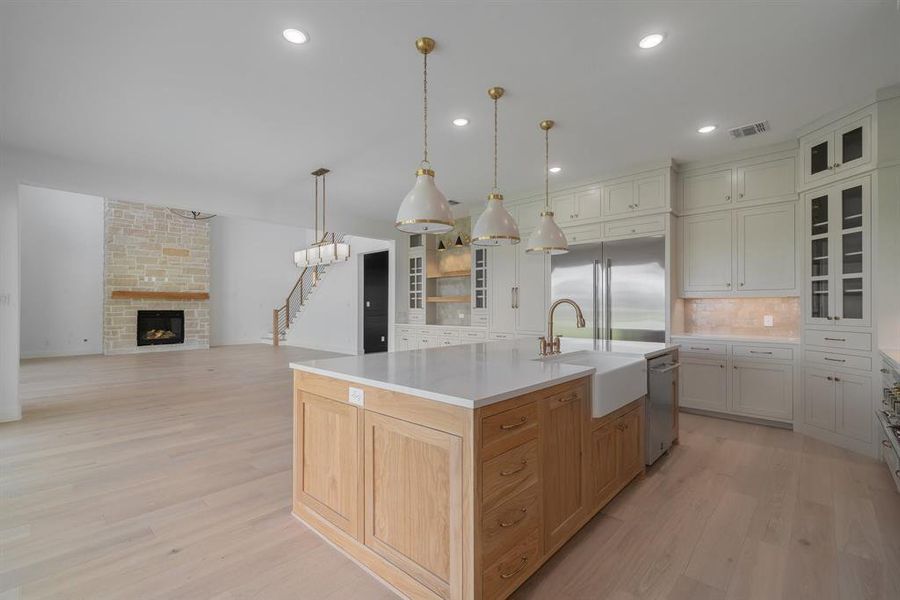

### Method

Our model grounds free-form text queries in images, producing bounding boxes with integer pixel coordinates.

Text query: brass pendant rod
[493,95,498,192]
[423,50,428,165]
[544,128,549,209]
[314,175,319,241]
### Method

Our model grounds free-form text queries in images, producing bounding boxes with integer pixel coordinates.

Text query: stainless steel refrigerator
[549,236,666,343]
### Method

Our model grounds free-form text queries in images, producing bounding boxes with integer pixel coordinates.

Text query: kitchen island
[290,338,677,600]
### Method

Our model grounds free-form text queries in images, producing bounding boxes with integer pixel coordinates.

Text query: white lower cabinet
[802,367,872,443]
[679,357,728,412]
[731,360,793,421]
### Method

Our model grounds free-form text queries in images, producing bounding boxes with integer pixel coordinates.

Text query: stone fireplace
[104,199,210,354]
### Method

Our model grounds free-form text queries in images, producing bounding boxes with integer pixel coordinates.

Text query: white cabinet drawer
[602,214,666,238]
[460,330,487,341]
[434,328,460,339]
[676,341,728,356]
[805,350,871,371]
[472,313,489,326]
[732,345,793,361]
[804,329,871,352]
[437,337,457,347]
[489,332,516,340]
[396,326,415,336]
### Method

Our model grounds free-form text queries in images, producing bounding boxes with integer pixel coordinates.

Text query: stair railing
[272,232,345,346]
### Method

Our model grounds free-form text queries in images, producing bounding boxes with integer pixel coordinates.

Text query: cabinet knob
[826,316,833,320]
[720,364,725,369]
[833,163,841,168]
[739,193,744,199]
[725,195,731,201]
[630,229,636,233]
[726,282,731,287]
[734,365,738,369]
[827,376,833,381]
[834,377,841,382]
[739,282,744,287]
[834,316,841,321]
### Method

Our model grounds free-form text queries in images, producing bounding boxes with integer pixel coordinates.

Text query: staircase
[265,232,345,346]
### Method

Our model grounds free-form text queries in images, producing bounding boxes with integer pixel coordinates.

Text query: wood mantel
[111,291,209,301]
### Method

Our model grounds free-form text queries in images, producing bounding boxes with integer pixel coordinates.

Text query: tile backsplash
[682,297,801,338]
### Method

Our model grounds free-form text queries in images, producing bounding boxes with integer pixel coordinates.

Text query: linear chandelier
[294,168,350,268]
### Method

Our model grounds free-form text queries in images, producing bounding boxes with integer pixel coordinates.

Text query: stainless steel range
[877,351,900,493]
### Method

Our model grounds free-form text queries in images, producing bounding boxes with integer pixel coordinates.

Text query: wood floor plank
[3,345,899,599]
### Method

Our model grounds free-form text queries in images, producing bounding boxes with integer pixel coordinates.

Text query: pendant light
[294,168,351,268]
[395,37,454,234]
[526,120,568,254]
[471,87,520,246]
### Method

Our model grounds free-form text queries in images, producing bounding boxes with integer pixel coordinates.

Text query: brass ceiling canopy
[415,37,435,54]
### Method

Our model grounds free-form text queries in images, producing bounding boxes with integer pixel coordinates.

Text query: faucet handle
[538,336,548,356]
[552,336,561,354]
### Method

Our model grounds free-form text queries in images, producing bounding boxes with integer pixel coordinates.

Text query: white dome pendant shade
[526,120,568,254]
[395,37,454,235]
[396,167,454,233]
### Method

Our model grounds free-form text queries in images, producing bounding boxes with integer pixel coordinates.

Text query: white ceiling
[2,1,899,228]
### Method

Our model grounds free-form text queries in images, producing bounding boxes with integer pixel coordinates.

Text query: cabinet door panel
[364,411,461,599]
[802,131,833,186]
[515,200,545,233]
[575,187,602,221]
[590,423,618,509]
[736,156,795,203]
[682,169,733,212]
[835,372,872,442]
[833,178,870,327]
[516,242,547,334]
[735,203,797,293]
[682,212,733,292]
[679,358,728,412]
[834,115,871,173]
[552,193,576,225]
[731,360,793,421]
[490,245,517,333]
[297,393,360,537]
[617,408,643,481]
[635,174,665,211]
[602,181,634,217]
[542,390,587,551]
[804,369,835,431]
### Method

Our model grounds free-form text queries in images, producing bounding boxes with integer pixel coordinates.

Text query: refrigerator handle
[606,258,612,341]
[593,260,600,341]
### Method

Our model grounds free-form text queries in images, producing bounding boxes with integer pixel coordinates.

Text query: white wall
[210,216,314,346]
[286,236,394,355]
[19,186,104,357]
[0,168,21,421]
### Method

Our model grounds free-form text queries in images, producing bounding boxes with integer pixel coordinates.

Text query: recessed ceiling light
[549,166,562,174]
[452,118,469,127]
[638,33,665,49]
[283,29,309,44]
[697,124,717,134]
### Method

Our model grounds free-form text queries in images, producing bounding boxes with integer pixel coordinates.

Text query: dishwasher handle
[649,362,681,375]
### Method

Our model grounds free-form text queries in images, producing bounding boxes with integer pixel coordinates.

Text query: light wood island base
[292,370,646,600]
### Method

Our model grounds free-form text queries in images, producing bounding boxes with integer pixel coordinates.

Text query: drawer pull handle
[499,556,529,579]
[824,357,846,363]
[824,337,846,342]
[883,440,892,448]
[500,460,528,476]
[559,394,578,403]
[749,351,773,355]
[500,417,528,431]
[690,346,710,351]
[498,508,529,528]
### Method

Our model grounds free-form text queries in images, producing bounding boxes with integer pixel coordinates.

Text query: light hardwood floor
[2,345,898,599]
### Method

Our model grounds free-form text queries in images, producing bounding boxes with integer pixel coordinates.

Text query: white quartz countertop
[670,333,801,345]
[290,337,677,409]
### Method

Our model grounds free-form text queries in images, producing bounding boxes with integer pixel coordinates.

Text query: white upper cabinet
[488,244,517,333]
[734,203,797,292]
[682,169,733,212]
[799,107,874,190]
[735,156,796,204]
[574,187,603,221]
[634,174,666,211]
[603,172,666,217]
[681,211,733,293]
[516,241,548,334]
[804,175,871,328]
[551,193,577,225]
[515,200,545,233]
[601,181,633,216]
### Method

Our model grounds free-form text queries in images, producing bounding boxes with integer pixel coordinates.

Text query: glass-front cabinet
[805,175,871,328]
[471,247,488,325]
[801,110,872,188]
[407,248,425,323]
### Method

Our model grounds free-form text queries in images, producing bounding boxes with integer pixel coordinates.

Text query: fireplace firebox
[137,310,185,346]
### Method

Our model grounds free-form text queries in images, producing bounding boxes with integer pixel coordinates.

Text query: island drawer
[481,483,540,565]
[482,528,541,600]
[732,345,793,361]
[481,402,538,451]
[482,439,539,506]
[804,329,872,352]
[460,329,488,341]
[677,341,727,356]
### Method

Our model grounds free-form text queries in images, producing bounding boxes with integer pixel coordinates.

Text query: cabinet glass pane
[810,140,829,175]
[842,277,863,319]
[409,234,423,248]
[811,195,828,235]
[842,232,862,274]
[842,186,863,230]
[811,238,829,276]
[475,289,485,309]
[811,280,829,319]
[841,127,863,164]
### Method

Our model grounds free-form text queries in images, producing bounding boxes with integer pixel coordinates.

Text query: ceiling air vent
[729,121,770,139]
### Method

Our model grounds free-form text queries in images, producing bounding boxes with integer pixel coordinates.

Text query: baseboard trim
[679,407,793,430]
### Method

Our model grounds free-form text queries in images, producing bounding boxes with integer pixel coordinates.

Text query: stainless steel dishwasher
[646,352,679,465]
